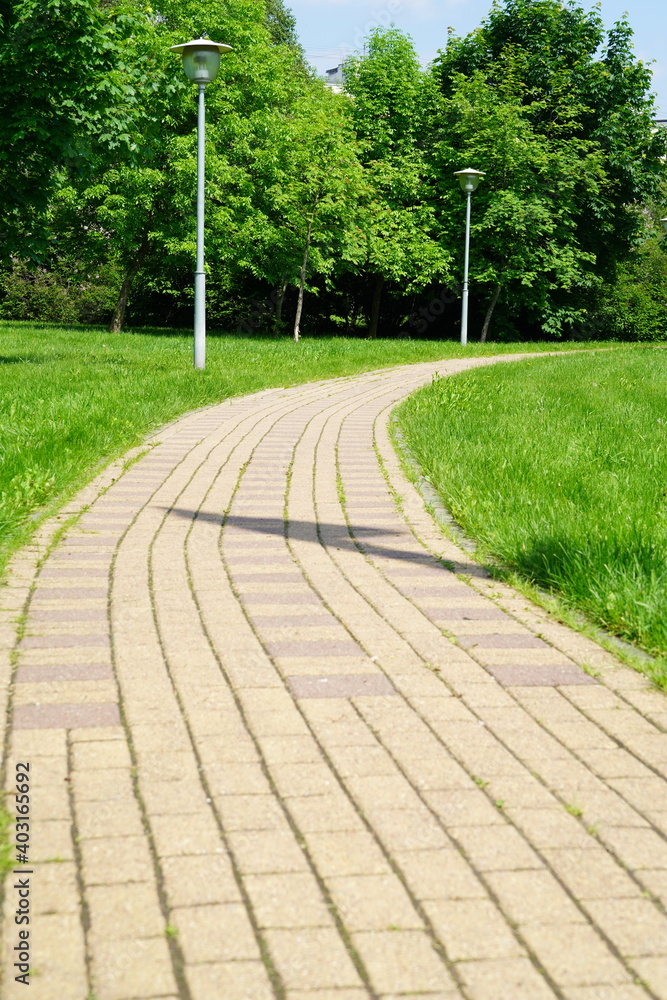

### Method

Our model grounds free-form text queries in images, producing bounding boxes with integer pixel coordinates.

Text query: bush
[0,259,120,325]
[595,236,667,341]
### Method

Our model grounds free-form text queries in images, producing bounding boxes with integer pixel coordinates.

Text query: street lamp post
[660,218,667,235]
[453,168,485,346]
[170,37,232,370]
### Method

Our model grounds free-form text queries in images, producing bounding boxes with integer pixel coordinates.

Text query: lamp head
[454,167,485,193]
[170,37,232,84]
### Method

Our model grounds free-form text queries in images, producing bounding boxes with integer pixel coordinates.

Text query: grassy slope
[396,346,667,669]
[0,323,595,579]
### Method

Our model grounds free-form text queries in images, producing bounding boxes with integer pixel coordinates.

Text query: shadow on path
[166,509,441,569]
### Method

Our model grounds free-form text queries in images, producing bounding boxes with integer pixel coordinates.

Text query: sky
[289,0,667,119]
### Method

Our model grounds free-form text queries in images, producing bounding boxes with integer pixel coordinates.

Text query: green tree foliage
[228,89,365,339]
[434,67,604,337]
[263,0,300,50]
[0,0,162,261]
[433,0,667,337]
[594,186,667,341]
[4,0,338,331]
[343,28,451,336]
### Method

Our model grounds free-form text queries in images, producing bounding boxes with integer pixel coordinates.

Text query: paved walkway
[1,354,667,1000]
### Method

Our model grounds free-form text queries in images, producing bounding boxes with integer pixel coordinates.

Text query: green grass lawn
[0,322,597,580]
[396,346,667,674]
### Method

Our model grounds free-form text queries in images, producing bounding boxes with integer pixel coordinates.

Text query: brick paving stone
[450,825,544,872]
[327,873,422,931]
[599,827,667,870]
[288,674,395,698]
[395,848,488,901]
[80,836,153,884]
[425,898,525,960]
[424,788,508,827]
[14,679,117,707]
[149,812,223,857]
[251,614,332,627]
[584,898,667,956]
[19,633,110,647]
[352,929,456,993]
[76,799,144,840]
[457,957,558,999]
[227,828,310,874]
[485,869,586,925]
[30,586,108,599]
[31,861,79,913]
[563,989,651,1000]
[505,807,595,850]
[87,882,165,941]
[91,936,177,999]
[72,739,132,769]
[486,662,597,686]
[458,633,550,649]
[15,662,114,682]
[520,922,632,986]
[639,869,667,906]
[14,702,120,728]
[244,872,332,928]
[287,793,363,833]
[288,993,371,1000]
[185,960,274,1000]
[264,927,363,990]
[173,902,260,962]
[367,807,450,852]
[628,958,667,998]
[28,606,109,620]
[305,831,392,878]
[161,855,241,908]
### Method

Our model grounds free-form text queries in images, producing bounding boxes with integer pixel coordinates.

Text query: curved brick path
[2,354,667,1000]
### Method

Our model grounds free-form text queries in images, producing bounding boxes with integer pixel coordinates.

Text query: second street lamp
[454,167,485,346]
[170,37,232,370]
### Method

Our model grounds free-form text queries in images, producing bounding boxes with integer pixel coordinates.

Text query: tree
[263,0,300,50]
[343,28,451,337]
[28,0,321,331]
[593,180,667,341]
[0,0,159,262]
[231,89,365,340]
[433,66,604,338]
[432,0,667,338]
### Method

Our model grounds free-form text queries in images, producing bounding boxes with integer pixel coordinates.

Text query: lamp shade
[170,38,232,84]
[454,168,485,193]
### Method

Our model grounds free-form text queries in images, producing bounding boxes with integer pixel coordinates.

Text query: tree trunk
[480,283,502,343]
[109,243,149,333]
[293,219,313,343]
[368,274,384,339]
[275,278,288,328]
[345,295,359,336]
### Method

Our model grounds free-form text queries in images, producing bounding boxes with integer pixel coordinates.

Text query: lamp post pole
[194,82,206,369]
[461,187,472,347]
[454,168,485,346]
[170,37,232,370]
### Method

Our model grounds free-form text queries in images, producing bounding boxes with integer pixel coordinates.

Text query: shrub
[595,236,667,341]
[0,260,119,325]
